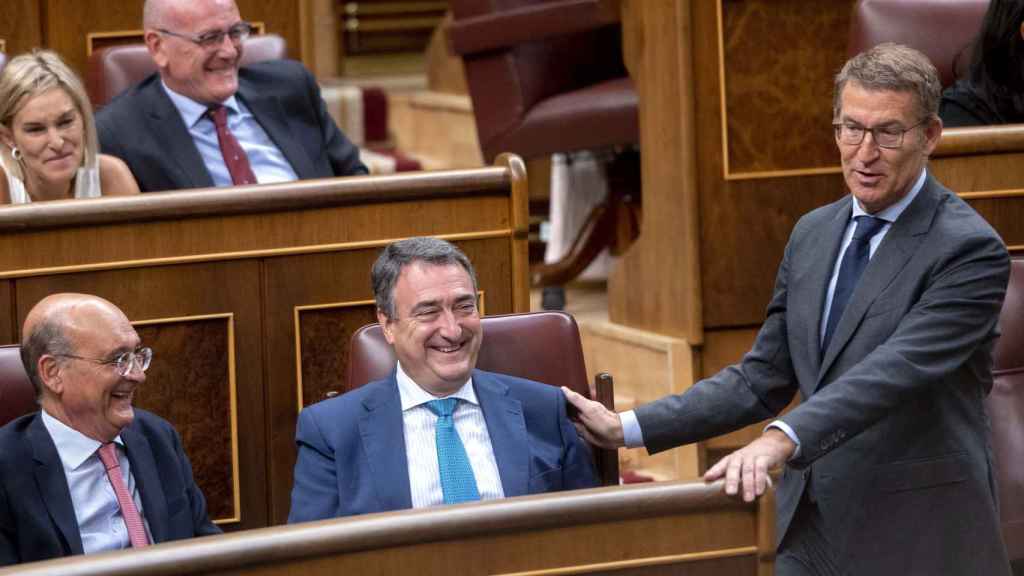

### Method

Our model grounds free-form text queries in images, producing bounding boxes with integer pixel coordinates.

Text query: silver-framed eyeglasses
[832,119,927,149]
[158,21,253,49]
[57,347,153,376]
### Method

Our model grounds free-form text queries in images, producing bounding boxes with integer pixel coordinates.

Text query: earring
[10,147,20,161]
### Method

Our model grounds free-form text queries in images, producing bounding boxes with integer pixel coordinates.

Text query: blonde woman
[0,50,139,203]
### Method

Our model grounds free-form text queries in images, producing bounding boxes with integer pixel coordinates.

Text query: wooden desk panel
[0,480,772,576]
[0,159,529,531]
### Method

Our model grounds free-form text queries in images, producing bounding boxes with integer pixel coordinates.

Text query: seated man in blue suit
[289,237,598,521]
[0,293,219,565]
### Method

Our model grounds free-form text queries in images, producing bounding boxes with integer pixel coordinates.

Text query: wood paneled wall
[0,480,772,576]
[0,0,310,80]
[0,158,529,529]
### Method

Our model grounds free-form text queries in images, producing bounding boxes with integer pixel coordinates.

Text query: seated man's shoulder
[125,408,180,440]
[0,412,38,454]
[476,369,562,404]
[239,59,311,85]
[302,378,393,420]
[96,74,163,123]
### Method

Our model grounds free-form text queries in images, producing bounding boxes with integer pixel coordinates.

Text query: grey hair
[833,42,942,121]
[20,315,73,401]
[371,237,478,320]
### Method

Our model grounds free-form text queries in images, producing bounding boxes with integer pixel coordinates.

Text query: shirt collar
[395,362,477,411]
[40,410,125,471]
[851,168,926,224]
[160,79,242,129]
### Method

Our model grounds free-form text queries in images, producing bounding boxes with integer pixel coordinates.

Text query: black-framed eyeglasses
[158,21,253,50]
[57,347,153,377]
[832,119,927,149]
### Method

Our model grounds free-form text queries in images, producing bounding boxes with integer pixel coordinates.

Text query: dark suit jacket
[0,409,220,566]
[288,369,598,522]
[96,59,368,192]
[635,174,1011,575]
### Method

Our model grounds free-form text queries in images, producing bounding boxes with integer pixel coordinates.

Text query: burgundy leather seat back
[448,0,634,161]
[987,258,1024,561]
[0,345,36,427]
[347,310,589,397]
[848,0,989,88]
[988,259,1024,563]
[86,34,287,109]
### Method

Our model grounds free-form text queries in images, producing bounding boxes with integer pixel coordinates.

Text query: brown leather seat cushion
[848,0,989,88]
[989,260,1024,563]
[0,345,35,427]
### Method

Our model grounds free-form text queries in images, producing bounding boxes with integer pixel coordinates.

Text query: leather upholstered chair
[85,34,287,109]
[847,0,989,88]
[346,310,620,486]
[0,344,37,427]
[446,0,640,287]
[987,259,1024,572]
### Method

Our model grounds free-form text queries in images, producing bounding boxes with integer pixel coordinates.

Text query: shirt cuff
[621,410,645,448]
[766,420,801,460]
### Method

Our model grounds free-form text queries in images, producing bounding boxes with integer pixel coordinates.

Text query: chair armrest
[447,0,621,56]
[593,372,620,486]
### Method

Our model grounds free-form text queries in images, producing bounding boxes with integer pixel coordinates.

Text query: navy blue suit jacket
[96,59,368,193]
[288,369,598,522]
[0,409,220,566]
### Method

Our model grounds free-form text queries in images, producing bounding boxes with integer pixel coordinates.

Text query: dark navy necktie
[822,215,887,352]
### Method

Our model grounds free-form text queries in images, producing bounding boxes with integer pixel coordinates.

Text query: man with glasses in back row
[0,293,219,565]
[96,0,367,193]
[565,43,1012,575]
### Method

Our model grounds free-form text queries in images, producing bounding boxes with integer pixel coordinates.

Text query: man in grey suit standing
[565,43,1011,575]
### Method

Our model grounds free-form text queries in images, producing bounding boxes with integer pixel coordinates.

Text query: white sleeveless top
[0,153,102,204]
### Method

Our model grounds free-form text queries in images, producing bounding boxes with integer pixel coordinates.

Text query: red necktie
[97,443,150,548]
[208,106,257,185]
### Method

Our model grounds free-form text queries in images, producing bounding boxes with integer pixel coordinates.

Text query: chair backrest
[987,258,1024,563]
[447,0,627,160]
[86,34,288,108]
[0,344,36,427]
[346,310,619,485]
[847,0,989,88]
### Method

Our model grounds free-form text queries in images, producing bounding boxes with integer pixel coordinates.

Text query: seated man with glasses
[0,293,219,566]
[288,237,598,522]
[95,0,367,193]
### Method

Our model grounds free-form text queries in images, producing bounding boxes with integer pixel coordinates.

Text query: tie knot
[427,398,458,418]
[97,443,120,471]
[851,215,887,243]
[207,106,228,127]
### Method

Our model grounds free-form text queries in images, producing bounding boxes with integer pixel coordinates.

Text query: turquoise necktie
[426,398,481,504]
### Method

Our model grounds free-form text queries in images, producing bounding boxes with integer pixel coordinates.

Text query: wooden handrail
[0,480,752,576]
[936,125,1024,157]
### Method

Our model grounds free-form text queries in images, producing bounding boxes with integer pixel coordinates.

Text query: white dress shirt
[41,411,152,554]
[161,81,298,186]
[396,363,505,508]
[621,169,929,451]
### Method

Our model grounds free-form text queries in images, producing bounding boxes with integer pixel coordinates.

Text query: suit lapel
[141,76,215,189]
[29,415,83,556]
[237,77,317,179]
[817,176,940,382]
[800,199,852,381]
[358,376,412,511]
[474,370,529,498]
[122,425,168,543]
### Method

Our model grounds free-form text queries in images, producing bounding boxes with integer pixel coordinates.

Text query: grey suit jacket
[96,59,368,193]
[635,173,1011,575]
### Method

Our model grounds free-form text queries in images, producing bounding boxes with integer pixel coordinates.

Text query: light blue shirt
[161,81,298,187]
[40,410,152,554]
[621,169,929,451]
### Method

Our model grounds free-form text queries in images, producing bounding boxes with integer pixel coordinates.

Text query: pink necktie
[207,106,257,185]
[97,443,149,548]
